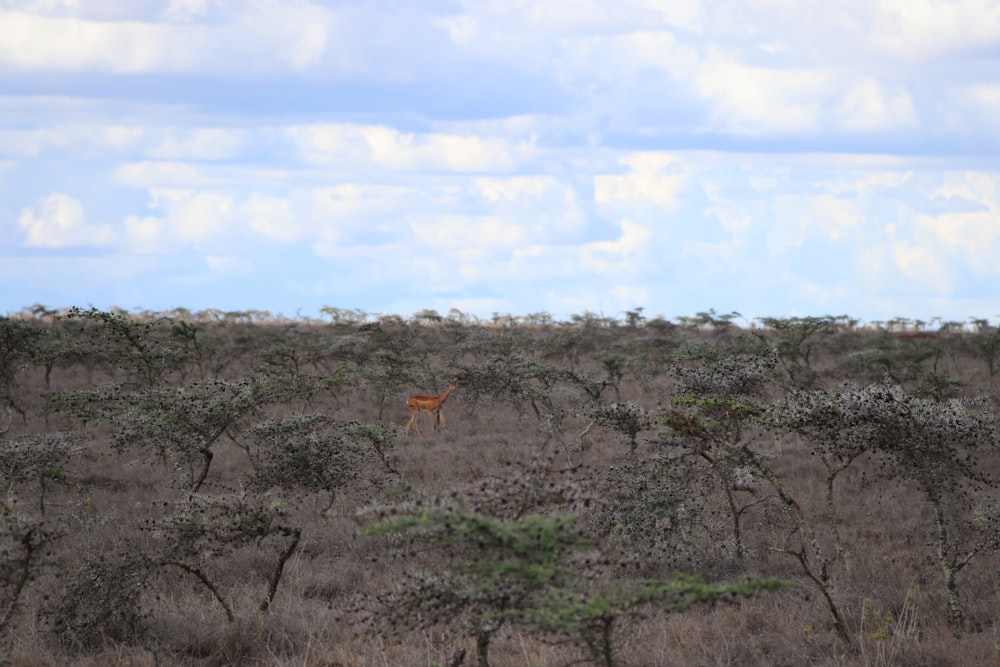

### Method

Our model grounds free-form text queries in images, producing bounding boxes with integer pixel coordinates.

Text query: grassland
[1,310,998,666]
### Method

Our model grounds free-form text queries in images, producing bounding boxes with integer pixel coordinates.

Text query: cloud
[767,192,867,253]
[409,215,528,262]
[286,123,534,172]
[0,123,246,161]
[834,79,918,131]
[912,172,1000,275]
[871,0,1000,61]
[150,189,234,244]
[162,0,209,23]
[475,175,552,202]
[114,161,215,188]
[472,175,586,234]
[123,187,329,252]
[5,2,1000,324]
[693,56,831,134]
[123,214,164,253]
[117,189,237,253]
[148,128,245,160]
[683,237,745,268]
[17,192,115,247]
[241,194,301,244]
[916,211,1000,276]
[856,217,957,296]
[595,152,686,208]
[0,11,202,73]
[0,124,141,158]
[442,1,654,51]
[0,3,331,74]
[578,219,652,274]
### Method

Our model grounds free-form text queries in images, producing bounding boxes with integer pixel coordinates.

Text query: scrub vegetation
[1,306,999,666]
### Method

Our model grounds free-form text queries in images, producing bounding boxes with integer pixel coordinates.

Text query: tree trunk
[476,630,492,667]
[931,497,964,630]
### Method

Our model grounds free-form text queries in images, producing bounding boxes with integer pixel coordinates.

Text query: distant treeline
[7,303,998,332]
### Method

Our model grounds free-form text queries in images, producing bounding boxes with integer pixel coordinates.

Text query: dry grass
[3,320,999,666]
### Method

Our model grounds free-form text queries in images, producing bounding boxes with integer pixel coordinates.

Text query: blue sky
[2,1,1000,324]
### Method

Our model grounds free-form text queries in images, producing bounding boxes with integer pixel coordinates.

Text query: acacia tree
[1,501,54,664]
[0,432,84,514]
[968,319,1000,385]
[656,350,780,562]
[456,353,561,420]
[54,377,278,494]
[751,316,835,389]
[244,414,377,513]
[587,401,649,454]
[652,348,867,640]
[779,380,1000,630]
[0,317,45,421]
[359,457,780,667]
[361,350,423,421]
[592,453,711,566]
[42,540,151,651]
[62,307,187,388]
[150,494,302,619]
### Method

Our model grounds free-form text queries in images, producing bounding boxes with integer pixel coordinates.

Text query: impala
[405,378,458,437]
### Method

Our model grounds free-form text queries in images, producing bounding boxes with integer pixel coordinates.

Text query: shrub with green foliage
[359,457,781,667]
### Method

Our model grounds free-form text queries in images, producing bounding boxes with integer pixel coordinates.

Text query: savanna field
[1,307,999,667]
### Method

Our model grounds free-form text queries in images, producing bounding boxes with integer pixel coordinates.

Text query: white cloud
[887,240,953,292]
[287,123,534,172]
[0,3,331,74]
[931,171,997,206]
[693,56,831,134]
[123,214,164,253]
[612,283,650,307]
[857,218,957,296]
[702,182,753,233]
[916,211,1000,276]
[834,79,918,131]
[2,1,158,20]
[949,84,1000,135]
[443,1,650,50]
[114,161,213,188]
[595,152,686,208]
[826,169,914,196]
[578,219,652,274]
[241,194,301,244]
[640,0,702,32]
[911,172,1000,275]
[162,0,209,23]
[472,175,585,233]
[769,193,867,251]
[0,124,141,158]
[871,0,1000,61]
[475,175,553,202]
[141,189,234,246]
[121,188,312,252]
[0,123,246,161]
[410,215,527,259]
[5,2,1000,324]
[309,184,411,251]
[17,192,115,247]
[683,238,745,268]
[0,11,199,73]
[149,128,245,160]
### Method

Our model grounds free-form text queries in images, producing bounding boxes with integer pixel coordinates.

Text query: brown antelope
[405,378,458,437]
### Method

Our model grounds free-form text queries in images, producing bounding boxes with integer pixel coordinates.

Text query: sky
[2,0,1000,325]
